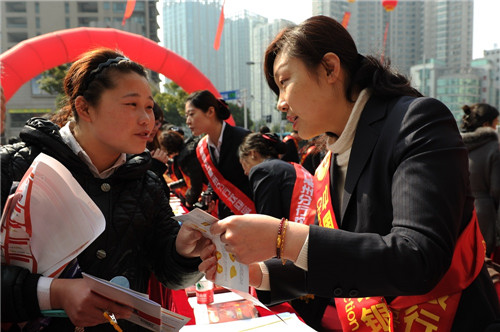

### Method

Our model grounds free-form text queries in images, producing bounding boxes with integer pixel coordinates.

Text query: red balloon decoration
[382,0,398,12]
[0,27,233,121]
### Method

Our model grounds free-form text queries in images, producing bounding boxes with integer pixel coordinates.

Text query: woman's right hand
[50,278,132,327]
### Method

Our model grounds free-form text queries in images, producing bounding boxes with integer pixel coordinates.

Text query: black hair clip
[80,56,130,95]
[90,56,129,76]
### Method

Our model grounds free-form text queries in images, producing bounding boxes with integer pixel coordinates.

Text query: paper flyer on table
[83,273,190,332]
[1,153,105,277]
[180,312,315,331]
[172,208,249,293]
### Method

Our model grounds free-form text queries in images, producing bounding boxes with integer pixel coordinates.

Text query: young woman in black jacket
[1,48,205,331]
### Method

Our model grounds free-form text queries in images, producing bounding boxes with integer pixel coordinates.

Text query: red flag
[341,12,351,28]
[213,0,226,50]
[381,21,389,62]
[122,0,136,26]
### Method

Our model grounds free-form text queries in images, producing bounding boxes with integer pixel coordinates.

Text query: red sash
[196,136,256,215]
[300,145,316,164]
[283,135,299,150]
[314,152,486,332]
[289,162,316,225]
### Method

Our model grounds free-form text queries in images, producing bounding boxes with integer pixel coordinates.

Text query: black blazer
[206,123,251,218]
[248,158,296,219]
[260,96,499,330]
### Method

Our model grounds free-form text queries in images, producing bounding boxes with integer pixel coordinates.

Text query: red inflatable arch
[0,27,235,125]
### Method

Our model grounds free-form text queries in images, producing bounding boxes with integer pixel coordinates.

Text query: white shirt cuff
[255,262,271,291]
[294,235,309,271]
[37,277,54,310]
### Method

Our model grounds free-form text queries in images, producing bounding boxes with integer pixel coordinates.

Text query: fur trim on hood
[461,126,499,151]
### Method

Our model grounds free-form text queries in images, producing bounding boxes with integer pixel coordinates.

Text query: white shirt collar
[207,121,226,163]
[59,122,127,179]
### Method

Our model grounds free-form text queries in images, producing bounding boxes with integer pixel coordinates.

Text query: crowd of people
[2,15,500,332]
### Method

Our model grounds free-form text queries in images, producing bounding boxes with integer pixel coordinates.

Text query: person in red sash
[281,130,301,163]
[301,135,327,175]
[185,90,253,218]
[238,132,315,226]
[160,129,208,209]
[199,16,500,331]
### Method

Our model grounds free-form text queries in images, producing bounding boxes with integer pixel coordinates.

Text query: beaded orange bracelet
[276,217,286,259]
[280,219,288,265]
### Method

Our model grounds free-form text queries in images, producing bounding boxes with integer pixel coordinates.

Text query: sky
[223,0,500,60]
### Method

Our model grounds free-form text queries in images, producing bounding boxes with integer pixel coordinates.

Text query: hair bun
[462,104,471,115]
[217,98,230,120]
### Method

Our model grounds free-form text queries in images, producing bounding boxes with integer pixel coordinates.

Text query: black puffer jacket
[1,118,202,331]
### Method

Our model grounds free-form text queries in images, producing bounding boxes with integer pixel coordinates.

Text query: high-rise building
[162,0,275,130]
[248,19,294,131]
[1,0,160,139]
[433,0,474,73]
[162,1,267,94]
[162,0,226,90]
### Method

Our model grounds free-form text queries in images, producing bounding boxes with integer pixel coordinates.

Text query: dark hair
[146,102,165,151]
[264,15,422,102]
[461,103,499,132]
[185,90,230,121]
[160,130,185,155]
[153,102,164,123]
[259,125,271,134]
[51,48,148,127]
[239,132,286,159]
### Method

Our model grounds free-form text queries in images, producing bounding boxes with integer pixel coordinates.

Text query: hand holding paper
[172,209,249,293]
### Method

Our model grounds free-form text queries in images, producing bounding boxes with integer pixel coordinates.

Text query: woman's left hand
[176,223,211,258]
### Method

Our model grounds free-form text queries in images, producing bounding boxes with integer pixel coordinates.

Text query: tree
[37,64,70,110]
[153,81,188,127]
[228,102,253,129]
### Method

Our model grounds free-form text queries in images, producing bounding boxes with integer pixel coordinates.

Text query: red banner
[213,0,226,50]
[122,0,136,26]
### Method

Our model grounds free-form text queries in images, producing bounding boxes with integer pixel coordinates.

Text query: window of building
[6,17,27,28]
[36,17,40,29]
[113,2,126,12]
[65,2,69,14]
[133,16,145,24]
[103,2,110,10]
[135,1,145,11]
[77,2,98,13]
[6,2,26,12]
[65,17,71,29]
[35,2,39,13]
[7,32,28,44]
[31,75,53,96]
[10,110,52,128]
[78,17,97,27]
